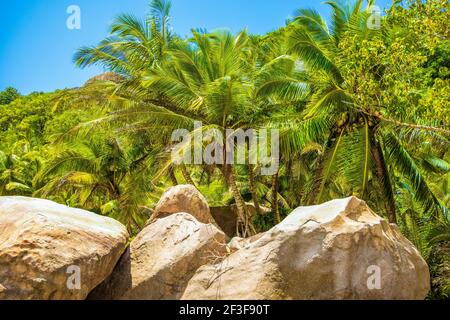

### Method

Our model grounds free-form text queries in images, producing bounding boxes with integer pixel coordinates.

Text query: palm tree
[69,0,320,235]
[0,149,40,196]
[34,137,154,232]
[126,28,321,235]
[73,27,310,236]
[286,0,445,223]
[69,0,446,232]
[144,29,261,236]
[74,0,173,79]
[71,2,324,234]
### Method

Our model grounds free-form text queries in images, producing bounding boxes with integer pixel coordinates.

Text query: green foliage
[0,0,449,299]
[0,93,52,148]
[34,136,155,232]
[0,87,20,105]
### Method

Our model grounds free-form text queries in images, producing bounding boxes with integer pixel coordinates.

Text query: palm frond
[383,131,444,218]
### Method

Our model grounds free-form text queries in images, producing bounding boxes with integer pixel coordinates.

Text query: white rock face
[181,197,430,300]
[88,212,227,300]
[0,197,129,300]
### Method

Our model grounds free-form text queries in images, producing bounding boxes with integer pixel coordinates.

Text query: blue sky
[0,0,392,94]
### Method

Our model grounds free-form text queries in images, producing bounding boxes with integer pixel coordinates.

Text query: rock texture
[1,195,431,301]
[0,197,129,300]
[150,185,215,225]
[228,234,264,253]
[88,213,227,300]
[182,197,430,300]
[85,72,124,85]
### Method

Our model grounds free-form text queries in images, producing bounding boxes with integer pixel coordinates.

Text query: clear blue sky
[0,0,392,94]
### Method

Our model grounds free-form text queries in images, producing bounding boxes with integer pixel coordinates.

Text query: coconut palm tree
[73,27,312,236]
[285,0,445,223]
[69,0,446,231]
[136,29,261,236]
[70,0,330,233]
[69,0,321,235]
[74,0,173,79]
[123,27,323,235]
[34,137,154,232]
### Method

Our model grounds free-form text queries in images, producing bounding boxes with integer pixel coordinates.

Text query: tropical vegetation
[1,0,448,299]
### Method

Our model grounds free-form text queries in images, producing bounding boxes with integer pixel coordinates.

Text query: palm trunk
[271,170,281,223]
[168,165,178,186]
[248,164,262,216]
[370,130,397,224]
[180,163,197,188]
[223,164,253,237]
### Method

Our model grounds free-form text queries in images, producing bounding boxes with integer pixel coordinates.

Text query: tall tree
[286,0,446,222]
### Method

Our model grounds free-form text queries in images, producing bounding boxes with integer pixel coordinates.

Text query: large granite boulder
[88,212,227,300]
[0,197,129,300]
[149,185,215,225]
[181,197,430,300]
